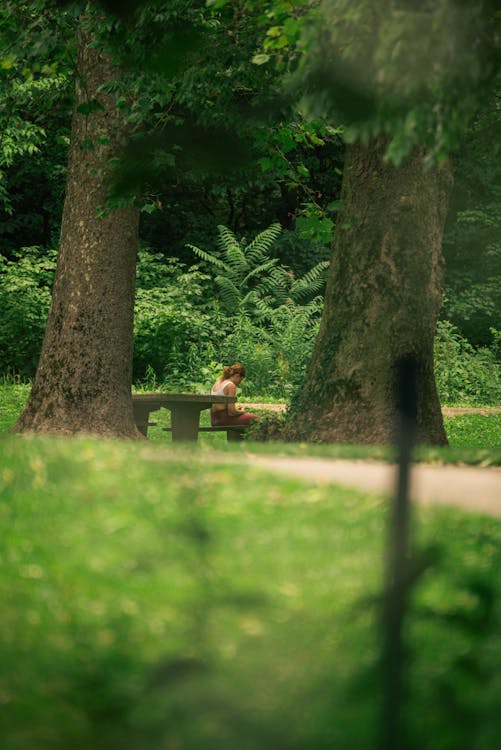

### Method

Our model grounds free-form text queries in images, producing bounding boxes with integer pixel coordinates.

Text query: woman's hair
[222,363,246,379]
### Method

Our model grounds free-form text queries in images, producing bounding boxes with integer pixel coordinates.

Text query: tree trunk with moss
[14,27,141,438]
[289,140,453,444]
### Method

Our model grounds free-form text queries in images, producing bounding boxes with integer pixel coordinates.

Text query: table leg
[132,403,151,437]
[170,405,205,441]
[227,430,244,442]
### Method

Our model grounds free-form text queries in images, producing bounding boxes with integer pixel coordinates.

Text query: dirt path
[241,403,501,416]
[242,454,501,518]
[442,407,501,416]
[223,405,501,515]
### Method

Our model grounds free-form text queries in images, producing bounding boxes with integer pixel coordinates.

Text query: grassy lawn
[1,385,501,747]
[1,434,501,749]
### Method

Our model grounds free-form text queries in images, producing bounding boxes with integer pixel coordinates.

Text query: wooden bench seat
[162,425,247,442]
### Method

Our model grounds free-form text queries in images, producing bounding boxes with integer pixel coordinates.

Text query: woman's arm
[223,382,244,415]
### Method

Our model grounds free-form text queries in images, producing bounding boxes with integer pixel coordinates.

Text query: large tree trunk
[13,27,142,438]
[289,140,453,444]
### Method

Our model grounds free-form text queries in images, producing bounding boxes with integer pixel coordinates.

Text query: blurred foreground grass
[1,433,501,749]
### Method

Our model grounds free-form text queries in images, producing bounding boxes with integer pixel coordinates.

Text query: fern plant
[187,223,329,323]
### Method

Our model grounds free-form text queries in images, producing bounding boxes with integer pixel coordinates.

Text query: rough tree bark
[13,27,142,438]
[289,139,453,444]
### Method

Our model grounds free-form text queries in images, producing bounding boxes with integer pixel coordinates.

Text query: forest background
[0,0,499,405]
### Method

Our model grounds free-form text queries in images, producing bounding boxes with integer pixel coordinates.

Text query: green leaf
[242,258,280,286]
[217,225,241,258]
[290,262,329,300]
[215,275,240,312]
[296,215,334,244]
[186,243,226,270]
[225,244,248,275]
[257,156,274,171]
[244,223,282,266]
[206,0,230,8]
[273,35,290,50]
[1,55,17,70]
[283,18,300,39]
[252,53,270,66]
[266,27,282,38]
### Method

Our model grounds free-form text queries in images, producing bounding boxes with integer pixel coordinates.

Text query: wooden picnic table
[132,392,237,441]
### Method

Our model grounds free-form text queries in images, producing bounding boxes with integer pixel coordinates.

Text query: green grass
[443,414,501,448]
[0,382,30,432]
[1,434,501,749]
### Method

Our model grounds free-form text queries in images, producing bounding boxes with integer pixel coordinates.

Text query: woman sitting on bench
[211,364,259,426]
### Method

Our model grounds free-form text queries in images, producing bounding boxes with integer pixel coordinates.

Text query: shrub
[0,247,56,378]
[271,227,331,277]
[219,316,277,397]
[187,225,326,398]
[269,300,322,391]
[434,321,501,405]
[188,223,328,324]
[219,305,320,400]
[133,252,218,387]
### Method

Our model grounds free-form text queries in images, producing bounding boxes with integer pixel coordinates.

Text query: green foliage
[218,315,278,395]
[0,72,70,243]
[0,247,56,377]
[290,0,499,163]
[251,118,344,244]
[0,239,324,397]
[133,230,327,399]
[434,321,501,406]
[2,0,345,266]
[133,250,217,386]
[0,2,74,250]
[271,227,331,276]
[442,94,501,345]
[1,0,498,412]
[190,222,279,315]
[3,244,500,406]
[218,306,321,399]
[99,0,345,252]
[188,222,328,321]
[187,223,327,397]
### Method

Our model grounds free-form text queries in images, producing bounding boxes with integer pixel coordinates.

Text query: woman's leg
[212,411,258,426]
[230,412,258,425]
